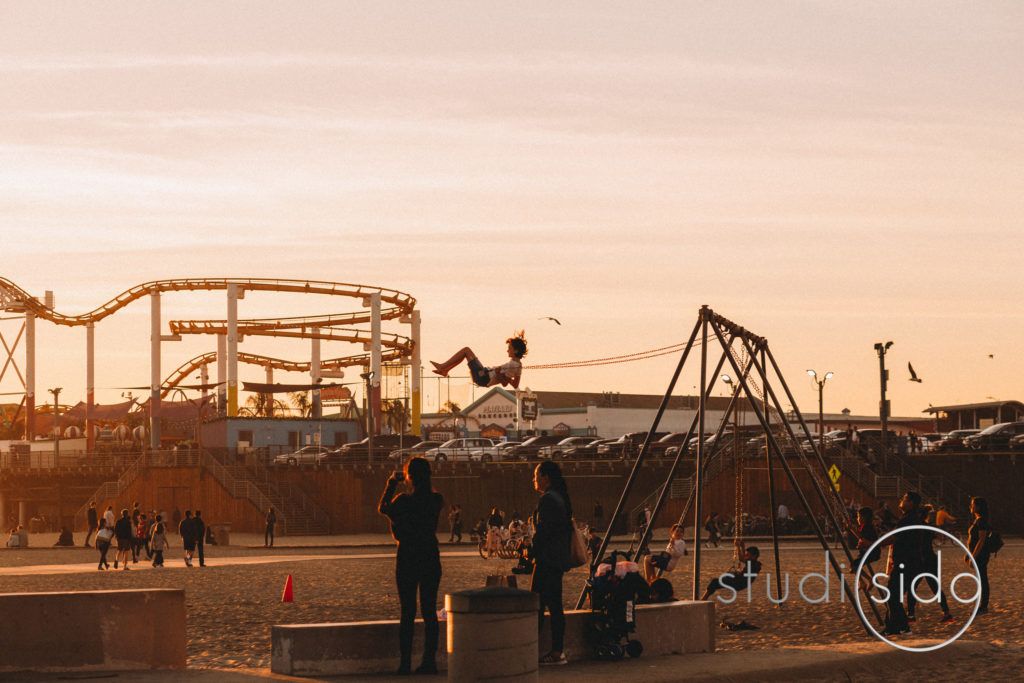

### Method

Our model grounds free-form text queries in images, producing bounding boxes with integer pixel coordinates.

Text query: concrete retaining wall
[271,599,714,676]
[0,588,186,672]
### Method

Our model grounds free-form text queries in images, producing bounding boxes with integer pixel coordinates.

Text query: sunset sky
[1,1,1021,420]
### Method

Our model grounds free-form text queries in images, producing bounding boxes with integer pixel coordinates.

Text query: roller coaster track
[0,277,416,326]
[168,321,413,351]
[160,350,408,398]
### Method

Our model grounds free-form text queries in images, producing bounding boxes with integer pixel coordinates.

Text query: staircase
[828,449,969,515]
[205,455,331,535]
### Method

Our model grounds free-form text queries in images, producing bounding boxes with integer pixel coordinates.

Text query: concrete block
[0,589,186,672]
[538,600,716,660]
[272,620,448,676]
[447,587,539,682]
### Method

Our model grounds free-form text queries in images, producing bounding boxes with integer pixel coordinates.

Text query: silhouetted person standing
[379,457,443,675]
[85,501,98,548]
[265,507,277,548]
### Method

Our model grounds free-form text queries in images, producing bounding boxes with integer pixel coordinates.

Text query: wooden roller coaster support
[151,293,162,447]
[311,329,322,419]
[265,363,274,417]
[227,284,240,417]
[408,309,422,436]
[86,322,95,452]
[217,334,227,415]
[25,311,35,440]
[369,291,382,435]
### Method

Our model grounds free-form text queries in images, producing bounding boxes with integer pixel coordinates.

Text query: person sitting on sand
[643,523,688,583]
[430,332,527,388]
[54,527,75,546]
[700,540,761,601]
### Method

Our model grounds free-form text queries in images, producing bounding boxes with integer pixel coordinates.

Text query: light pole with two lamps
[806,370,833,456]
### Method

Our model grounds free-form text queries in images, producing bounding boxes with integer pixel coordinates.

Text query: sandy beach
[1,531,1020,680]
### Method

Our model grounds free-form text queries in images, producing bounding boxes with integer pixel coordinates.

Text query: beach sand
[1,533,1020,679]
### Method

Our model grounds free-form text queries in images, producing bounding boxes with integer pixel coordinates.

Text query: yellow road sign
[828,464,841,492]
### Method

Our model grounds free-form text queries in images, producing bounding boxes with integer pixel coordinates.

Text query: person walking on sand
[84,500,98,548]
[529,460,573,666]
[265,507,277,548]
[447,504,462,544]
[379,457,444,675]
[95,518,113,570]
[179,509,196,567]
[113,509,133,570]
[430,332,527,388]
[151,520,168,567]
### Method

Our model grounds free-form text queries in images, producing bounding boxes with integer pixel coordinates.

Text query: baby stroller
[586,550,646,660]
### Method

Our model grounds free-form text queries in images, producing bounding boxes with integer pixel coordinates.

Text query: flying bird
[908,362,922,383]
[538,316,561,325]
[988,354,994,359]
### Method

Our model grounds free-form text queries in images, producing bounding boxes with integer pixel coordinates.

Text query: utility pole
[874,342,893,466]
[806,370,833,456]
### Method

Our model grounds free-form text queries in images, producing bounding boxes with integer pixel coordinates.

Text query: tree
[289,391,311,418]
[382,399,408,434]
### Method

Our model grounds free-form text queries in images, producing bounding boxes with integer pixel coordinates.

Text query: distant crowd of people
[84,500,209,570]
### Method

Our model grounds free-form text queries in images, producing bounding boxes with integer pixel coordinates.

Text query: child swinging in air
[431,332,527,389]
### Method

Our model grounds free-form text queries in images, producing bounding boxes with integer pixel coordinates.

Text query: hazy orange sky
[1,2,1021,419]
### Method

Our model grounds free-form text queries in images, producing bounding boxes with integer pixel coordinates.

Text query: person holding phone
[379,457,444,675]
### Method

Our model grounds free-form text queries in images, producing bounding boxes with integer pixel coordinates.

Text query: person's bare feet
[430,361,447,376]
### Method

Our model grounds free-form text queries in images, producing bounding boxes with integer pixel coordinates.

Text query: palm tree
[440,400,461,428]
[289,391,311,418]
[382,399,408,434]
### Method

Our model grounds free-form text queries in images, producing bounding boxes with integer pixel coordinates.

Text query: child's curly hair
[507,330,528,359]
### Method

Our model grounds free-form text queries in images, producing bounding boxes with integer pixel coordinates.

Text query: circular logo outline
[853,524,980,653]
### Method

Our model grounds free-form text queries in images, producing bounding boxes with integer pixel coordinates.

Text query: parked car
[328,434,421,462]
[506,435,564,460]
[424,438,497,462]
[599,431,667,459]
[647,432,692,458]
[963,422,1024,451]
[273,445,332,467]
[536,436,600,460]
[1009,433,1024,450]
[481,441,522,461]
[387,440,444,462]
[563,438,616,459]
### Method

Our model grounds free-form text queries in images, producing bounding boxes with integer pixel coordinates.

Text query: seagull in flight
[538,316,561,325]
[908,362,922,383]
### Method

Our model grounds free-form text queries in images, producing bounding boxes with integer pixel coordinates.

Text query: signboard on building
[480,423,507,438]
[321,386,352,404]
[553,422,571,436]
[520,397,538,421]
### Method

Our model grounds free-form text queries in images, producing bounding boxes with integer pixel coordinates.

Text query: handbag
[568,518,588,569]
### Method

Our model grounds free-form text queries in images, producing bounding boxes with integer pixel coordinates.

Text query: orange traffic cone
[282,574,294,602]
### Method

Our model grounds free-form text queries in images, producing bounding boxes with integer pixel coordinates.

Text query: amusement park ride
[0,277,420,450]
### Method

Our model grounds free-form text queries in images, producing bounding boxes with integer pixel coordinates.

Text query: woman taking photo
[530,460,572,666]
[379,456,444,675]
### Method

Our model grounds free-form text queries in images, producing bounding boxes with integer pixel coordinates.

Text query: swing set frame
[577,306,883,631]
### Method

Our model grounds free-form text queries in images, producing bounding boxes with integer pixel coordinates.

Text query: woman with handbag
[95,519,113,570]
[530,460,572,666]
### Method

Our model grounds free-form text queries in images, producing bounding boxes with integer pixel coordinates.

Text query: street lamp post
[806,370,833,455]
[873,342,893,465]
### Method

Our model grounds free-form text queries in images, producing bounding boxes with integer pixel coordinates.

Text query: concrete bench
[272,619,449,676]
[271,599,714,676]
[0,588,186,672]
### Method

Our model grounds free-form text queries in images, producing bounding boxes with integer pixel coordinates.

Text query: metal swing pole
[708,319,869,630]
[574,316,702,609]
[760,345,785,606]
[691,306,709,600]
